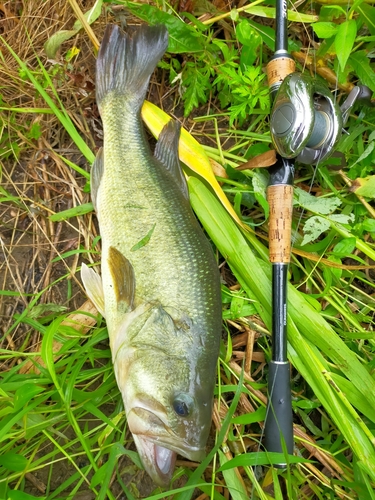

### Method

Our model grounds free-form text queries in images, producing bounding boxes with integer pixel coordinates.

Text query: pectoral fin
[81,263,105,316]
[108,246,135,313]
[154,120,188,200]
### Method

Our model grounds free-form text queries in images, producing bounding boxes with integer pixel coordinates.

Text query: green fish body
[81,24,222,486]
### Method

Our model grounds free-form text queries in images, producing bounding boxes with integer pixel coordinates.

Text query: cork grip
[267,184,293,263]
[267,58,296,87]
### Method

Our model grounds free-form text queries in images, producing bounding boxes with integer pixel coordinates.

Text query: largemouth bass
[81,24,222,486]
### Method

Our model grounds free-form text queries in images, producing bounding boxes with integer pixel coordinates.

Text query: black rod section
[275,0,288,53]
[264,156,294,460]
[272,263,288,361]
[264,361,293,458]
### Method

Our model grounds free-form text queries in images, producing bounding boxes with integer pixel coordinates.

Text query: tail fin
[96,24,168,111]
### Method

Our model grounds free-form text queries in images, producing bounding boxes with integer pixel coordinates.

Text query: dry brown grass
[0,0,103,357]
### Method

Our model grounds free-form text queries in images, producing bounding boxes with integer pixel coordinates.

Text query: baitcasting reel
[270,73,373,165]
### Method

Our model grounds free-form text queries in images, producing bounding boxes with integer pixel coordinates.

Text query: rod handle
[267,56,296,89]
[264,361,293,464]
[267,184,293,264]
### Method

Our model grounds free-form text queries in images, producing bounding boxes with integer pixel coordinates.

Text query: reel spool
[270,73,373,165]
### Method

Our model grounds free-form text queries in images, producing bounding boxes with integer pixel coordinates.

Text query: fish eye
[173,394,194,417]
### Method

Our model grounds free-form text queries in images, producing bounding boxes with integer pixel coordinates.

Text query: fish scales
[82,24,222,486]
[99,101,217,333]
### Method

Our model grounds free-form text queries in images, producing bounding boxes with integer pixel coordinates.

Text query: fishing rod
[263,0,373,464]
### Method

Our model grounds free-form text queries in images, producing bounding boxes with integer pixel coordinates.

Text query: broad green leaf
[357,3,375,35]
[224,295,256,320]
[294,187,341,214]
[0,452,28,472]
[332,237,356,257]
[236,19,258,46]
[335,20,357,71]
[44,30,77,58]
[302,293,322,311]
[44,0,102,58]
[246,19,275,51]
[230,8,239,21]
[240,44,262,69]
[13,384,45,413]
[231,406,266,424]
[362,218,375,231]
[312,21,339,38]
[293,400,321,410]
[320,5,347,18]
[125,3,203,53]
[351,175,375,198]
[27,303,67,319]
[328,213,355,224]
[236,19,262,67]
[349,51,375,93]
[302,216,331,245]
[335,19,357,71]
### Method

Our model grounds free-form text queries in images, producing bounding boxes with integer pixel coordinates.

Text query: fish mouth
[128,407,205,486]
[132,434,177,487]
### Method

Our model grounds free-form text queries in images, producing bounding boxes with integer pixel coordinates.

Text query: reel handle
[341,85,374,125]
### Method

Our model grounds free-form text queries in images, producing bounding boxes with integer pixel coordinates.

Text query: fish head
[113,303,218,486]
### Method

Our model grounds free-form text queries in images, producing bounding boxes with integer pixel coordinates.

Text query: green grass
[1,0,375,499]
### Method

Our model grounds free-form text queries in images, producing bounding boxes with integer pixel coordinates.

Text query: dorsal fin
[108,246,135,313]
[154,120,189,200]
[91,148,104,211]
